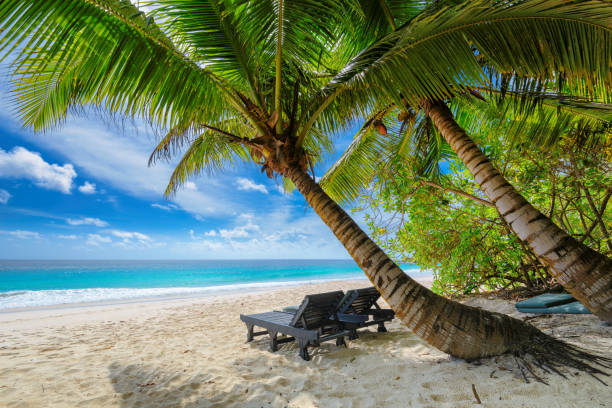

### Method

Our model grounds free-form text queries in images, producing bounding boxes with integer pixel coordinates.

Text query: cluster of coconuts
[372,110,411,136]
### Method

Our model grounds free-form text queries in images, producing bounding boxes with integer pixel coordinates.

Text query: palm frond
[228,0,351,111]
[280,176,296,194]
[232,0,348,66]
[454,91,612,151]
[337,0,425,58]
[304,0,612,142]
[149,0,261,101]
[149,116,256,165]
[0,0,232,130]
[319,108,393,205]
[164,131,252,196]
[400,114,456,180]
[302,126,335,165]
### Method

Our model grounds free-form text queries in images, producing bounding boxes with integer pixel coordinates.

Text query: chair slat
[292,290,344,329]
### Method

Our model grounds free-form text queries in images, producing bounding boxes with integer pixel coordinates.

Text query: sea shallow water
[0,259,427,310]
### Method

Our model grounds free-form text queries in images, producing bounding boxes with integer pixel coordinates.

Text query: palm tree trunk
[287,166,544,359]
[421,99,612,322]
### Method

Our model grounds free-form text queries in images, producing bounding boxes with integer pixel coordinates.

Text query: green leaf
[164,130,251,195]
[0,0,234,131]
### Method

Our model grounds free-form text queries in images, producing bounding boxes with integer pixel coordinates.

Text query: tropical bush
[357,107,611,296]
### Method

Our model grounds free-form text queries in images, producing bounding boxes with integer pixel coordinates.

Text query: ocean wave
[0,290,28,299]
[0,277,363,310]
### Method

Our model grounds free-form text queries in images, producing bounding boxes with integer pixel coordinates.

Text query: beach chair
[335,286,395,338]
[240,290,352,361]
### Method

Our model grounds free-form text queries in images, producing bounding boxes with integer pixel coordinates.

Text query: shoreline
[0,274,428,312]
[0,268,431,312]
[0,276,368,313]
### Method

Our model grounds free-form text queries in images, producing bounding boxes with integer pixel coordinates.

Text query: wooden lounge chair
[240,290,352,361]
[335,286,395,338]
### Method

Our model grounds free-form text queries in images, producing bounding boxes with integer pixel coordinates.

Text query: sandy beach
[1,278,610,408]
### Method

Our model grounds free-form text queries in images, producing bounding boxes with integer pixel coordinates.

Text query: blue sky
[0,82,363,260]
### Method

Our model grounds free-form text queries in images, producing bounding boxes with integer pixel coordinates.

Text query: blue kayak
[516,293,590,314]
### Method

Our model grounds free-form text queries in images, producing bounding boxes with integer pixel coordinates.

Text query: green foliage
[165,130,252,195]
[359,123,611,296]
[320,104,458,205]
[320,108,393,205]
[0,0,229,131]
[149,0,259,91]
[456,90,612,152]
[306,0,612,140]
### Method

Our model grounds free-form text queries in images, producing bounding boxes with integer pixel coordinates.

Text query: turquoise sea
[0,260,426,310]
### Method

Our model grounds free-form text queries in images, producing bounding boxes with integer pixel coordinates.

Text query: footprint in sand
[429,393,449,402]
[420,381,432,390]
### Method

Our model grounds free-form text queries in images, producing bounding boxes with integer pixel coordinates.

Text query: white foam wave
[0,277,360,310]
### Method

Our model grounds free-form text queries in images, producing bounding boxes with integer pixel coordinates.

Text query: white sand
[1,278,610,408]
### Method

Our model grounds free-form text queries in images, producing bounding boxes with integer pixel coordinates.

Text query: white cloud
[78,181,96,194]
[196,214,260,240]
[183,181,197,191]
[276,184,289,195]
[84,230,153,248]
[66,217,109,227]
[109,230,151,242]
[0,230,41,240]
[0,189,10,204]
[151,203,178,211]
[219,227,250,239]
[236,177,268,194]
[176,206,352,259]
[86,234,112,246]
[57,234,78,240]
[262,228,310,242]
[0,147,77,193]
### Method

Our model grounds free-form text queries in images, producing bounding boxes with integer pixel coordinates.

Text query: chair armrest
[333,313,369,324]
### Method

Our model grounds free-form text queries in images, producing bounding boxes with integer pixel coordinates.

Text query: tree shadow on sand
[108,362,227,408]
[108,360,306,408]
[106,329,403,408]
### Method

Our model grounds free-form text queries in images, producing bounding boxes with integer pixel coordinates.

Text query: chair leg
[297,339,310,361]
[377,322,387,333]
[336,336,347,347]
[269,330,278,352]
[246,323,254,342]
[348,330,359,340]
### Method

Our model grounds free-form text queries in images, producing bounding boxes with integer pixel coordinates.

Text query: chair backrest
[337,287,381,315]
[291,290,344,329]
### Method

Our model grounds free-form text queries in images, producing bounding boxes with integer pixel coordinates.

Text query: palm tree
[0,0,609,374]
[319,0,612,322]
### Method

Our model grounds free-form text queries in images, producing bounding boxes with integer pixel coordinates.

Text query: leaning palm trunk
[287,166,610,376]
[421,99,612,322]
